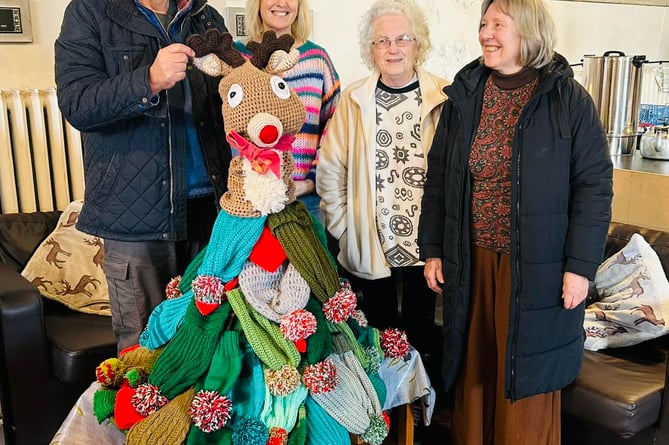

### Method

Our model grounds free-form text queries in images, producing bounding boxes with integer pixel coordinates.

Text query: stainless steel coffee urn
[582,51,645,155]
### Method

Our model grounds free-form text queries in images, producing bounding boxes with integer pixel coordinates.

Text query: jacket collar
[108,0,204,36]
[446,52,573,102]
[351,66,449,112]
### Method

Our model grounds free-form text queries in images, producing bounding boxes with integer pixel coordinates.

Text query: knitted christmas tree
[91,30,411,445]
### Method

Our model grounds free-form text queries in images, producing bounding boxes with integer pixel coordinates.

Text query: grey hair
[358,0,431,71]
[480,0,556,69]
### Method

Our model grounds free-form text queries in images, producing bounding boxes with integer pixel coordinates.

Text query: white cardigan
[317,67,449,279]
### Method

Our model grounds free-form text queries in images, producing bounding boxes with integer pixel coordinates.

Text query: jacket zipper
[508,86,544,400]
[509,120,523,401]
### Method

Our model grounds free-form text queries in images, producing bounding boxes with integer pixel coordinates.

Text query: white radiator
[0,88,84,214]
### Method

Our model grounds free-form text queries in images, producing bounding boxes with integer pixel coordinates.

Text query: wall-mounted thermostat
[0,0,32,43]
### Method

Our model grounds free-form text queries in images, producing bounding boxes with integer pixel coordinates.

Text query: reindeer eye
[227,84,243,108]
[270,76,291,100]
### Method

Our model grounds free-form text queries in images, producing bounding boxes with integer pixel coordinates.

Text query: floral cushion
[21,200,110,316]
[584,233,669,351]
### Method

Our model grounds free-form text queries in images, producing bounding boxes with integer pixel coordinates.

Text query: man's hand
[424,258,444,294]
[562,271,589,310]
[149,43,195,95]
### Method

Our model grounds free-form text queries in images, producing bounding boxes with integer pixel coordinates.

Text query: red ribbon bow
[227,131,295,178]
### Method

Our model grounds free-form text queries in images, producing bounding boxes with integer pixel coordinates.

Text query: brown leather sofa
[562,222,669,445]
[0,211,116,445]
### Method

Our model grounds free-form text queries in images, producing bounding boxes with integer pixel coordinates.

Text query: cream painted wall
[0,0,668,90]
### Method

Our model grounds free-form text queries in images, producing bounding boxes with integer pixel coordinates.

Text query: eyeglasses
[371,34,416,49]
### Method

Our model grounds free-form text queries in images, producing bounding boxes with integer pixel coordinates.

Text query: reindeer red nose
[259,125,279,145]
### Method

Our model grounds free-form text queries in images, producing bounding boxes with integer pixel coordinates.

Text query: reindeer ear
[192,53,233,77]
[266,48,300,74]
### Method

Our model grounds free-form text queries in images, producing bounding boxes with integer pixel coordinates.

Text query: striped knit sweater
[236,40,341,181]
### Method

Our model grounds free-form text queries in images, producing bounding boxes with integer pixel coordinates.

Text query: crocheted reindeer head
[188,30,306,217]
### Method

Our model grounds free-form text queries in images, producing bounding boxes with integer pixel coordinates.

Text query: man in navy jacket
[55,0,230,351]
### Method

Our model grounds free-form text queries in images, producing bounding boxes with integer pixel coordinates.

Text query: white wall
[0,0,668,90]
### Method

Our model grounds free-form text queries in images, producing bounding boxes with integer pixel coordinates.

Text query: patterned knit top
[375,78,425,267]
[469,68,539,253]
[236,40,341,181]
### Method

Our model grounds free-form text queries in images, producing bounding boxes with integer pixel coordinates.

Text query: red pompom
[267,427,288,445]
[323,282,357,323]
[165,275,182,299]
[192,274,226,305]
[302,359,338,394]
[350,309,368,328]
[130,383,168,417]
[280,309,317,342]
[380,328,410,358]
[189,390,233,433]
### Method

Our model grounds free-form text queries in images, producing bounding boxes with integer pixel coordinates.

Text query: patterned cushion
[21,200,110,316]
[584,233,669,351]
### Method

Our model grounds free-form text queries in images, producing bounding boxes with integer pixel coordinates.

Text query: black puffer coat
[418,54,613,400]
[55,0,230,241]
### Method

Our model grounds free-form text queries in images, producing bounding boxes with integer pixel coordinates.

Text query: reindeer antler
[187,29,245,68]
[247,31,295,70]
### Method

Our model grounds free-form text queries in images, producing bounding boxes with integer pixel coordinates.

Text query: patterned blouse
[469,69,539,253]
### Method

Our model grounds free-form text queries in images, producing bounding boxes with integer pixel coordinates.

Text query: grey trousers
[102,197,216,352]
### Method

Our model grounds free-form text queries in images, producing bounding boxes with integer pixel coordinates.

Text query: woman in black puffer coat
[418,0,613,443]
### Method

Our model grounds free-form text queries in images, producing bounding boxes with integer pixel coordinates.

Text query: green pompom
[124,367,147,388]
[360,415,389,445]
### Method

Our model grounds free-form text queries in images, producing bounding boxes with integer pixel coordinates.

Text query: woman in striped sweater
[238,0,341,223]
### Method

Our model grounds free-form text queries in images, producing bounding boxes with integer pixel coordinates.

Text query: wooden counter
[611,150,669,231]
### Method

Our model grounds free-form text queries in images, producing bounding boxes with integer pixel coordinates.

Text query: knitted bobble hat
[239,261,310,323]
[230,340,266,421]
[93,387,117,424]
[309,216,337,270]
[303,297,333,366]
[148,301,231,399]
[186,425,233,445]
[120,346,163,374]
[287,405,307,445]
[139,292,191,350]
[328,320,369,370]
[304,396,349,445]
[267,201,339,303]
[260,383,308,432]
[185,330,243,438]
[126,388,194,445]
[308,352,387,445]
[202,329,243,395]
[197,209,266,281]
[227,288,301,370]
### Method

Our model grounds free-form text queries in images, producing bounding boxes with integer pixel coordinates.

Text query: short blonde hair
[358,0,431,71]
[480,0,556,69]
[245,0,312,42]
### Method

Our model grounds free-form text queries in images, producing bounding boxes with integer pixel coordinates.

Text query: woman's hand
[293,179,314,197]
[562,271,589,310]
[424,258,444,294]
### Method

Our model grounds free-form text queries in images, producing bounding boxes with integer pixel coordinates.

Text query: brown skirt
[452,246,560,445]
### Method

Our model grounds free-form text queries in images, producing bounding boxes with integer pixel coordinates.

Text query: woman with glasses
[317,0,449,425]
[418,0,613,443]
[237,0,340,224]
